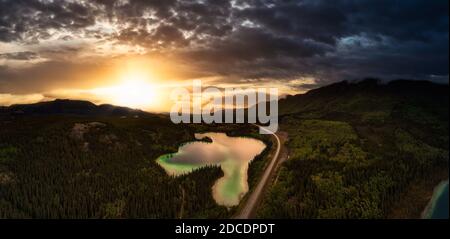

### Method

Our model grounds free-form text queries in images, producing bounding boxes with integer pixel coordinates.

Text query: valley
[0,79,448,219]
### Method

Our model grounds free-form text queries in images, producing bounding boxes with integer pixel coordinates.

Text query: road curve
[235,125,281,219]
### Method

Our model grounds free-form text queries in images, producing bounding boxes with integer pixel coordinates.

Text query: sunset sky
[0,0,448,111]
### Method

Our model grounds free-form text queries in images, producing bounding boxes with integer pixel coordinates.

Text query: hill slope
[258,79,449,219]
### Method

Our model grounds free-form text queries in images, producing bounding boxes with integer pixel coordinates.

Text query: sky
[0,0,449,111]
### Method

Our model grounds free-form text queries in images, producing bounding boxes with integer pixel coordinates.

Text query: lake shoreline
[156,132,267,207]
[387,167,448,219]
[421,179,449,219]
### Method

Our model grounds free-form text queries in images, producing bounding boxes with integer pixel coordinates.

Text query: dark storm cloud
[185,27,329,62]
[0,0,97,42]
[0,0,448,93]
[229,0,449,84]
[235,0,349,44]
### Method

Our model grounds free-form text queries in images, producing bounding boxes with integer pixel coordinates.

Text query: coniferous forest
[0,109,270,218]
[0,80,448,219]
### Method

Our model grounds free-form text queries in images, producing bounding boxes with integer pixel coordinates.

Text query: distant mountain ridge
[0,99,150,117]
[1,79,448,119]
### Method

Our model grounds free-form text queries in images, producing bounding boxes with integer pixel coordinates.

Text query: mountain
[258,79,449,219]
[279,79,448,118]
[0,99,150,117]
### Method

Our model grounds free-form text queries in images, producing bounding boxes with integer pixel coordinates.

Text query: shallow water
[156,132,266,207]
[425,180,449,219]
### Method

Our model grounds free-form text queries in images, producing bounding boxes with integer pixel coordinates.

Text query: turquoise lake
[156,132,266,207]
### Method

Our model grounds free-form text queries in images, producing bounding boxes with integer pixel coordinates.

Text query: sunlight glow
[113,79,156,109]
[92,71,158,109]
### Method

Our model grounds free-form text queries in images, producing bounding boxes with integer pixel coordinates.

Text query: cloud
[0,0,448,96]
[0,0,97,42]
[0,51,39,60]
[0,59,115,94]
[0,93,46,106]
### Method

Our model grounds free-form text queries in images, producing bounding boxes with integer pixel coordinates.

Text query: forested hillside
[1,79,447,219]
[258,79,449,219]
[0,101,268,218]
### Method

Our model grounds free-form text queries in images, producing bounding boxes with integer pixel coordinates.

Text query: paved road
[235,125,281,219]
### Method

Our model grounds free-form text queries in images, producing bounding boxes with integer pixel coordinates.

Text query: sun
[92,71,158,109]
[113,77,156,109]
